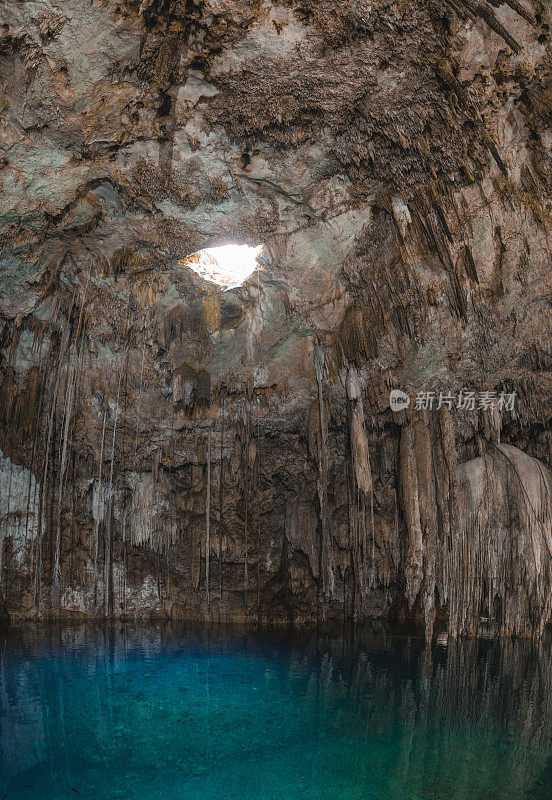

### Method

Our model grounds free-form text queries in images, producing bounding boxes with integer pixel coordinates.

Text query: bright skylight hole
[181,244,263,289]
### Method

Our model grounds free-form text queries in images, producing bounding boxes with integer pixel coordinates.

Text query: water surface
[1,623,552,800]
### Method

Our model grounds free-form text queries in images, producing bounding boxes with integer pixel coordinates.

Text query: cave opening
[180,243,263,289]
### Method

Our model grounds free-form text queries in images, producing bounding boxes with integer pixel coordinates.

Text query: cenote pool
[1,624,552,800]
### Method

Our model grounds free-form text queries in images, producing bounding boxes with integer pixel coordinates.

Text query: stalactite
[346,367,374,602]
[156,548,161,601]
[399,422,424,609]
[1,462,13,590]
[35,291,77,611]
[53,355,78,597]
[314,341,333,600]
[344,442,355,615]
[448,443,552,637]
[24,370,46,544]
[256,410,261,618]
[356,491,368,606]
[446,0,522,54]
[219,396,224,604]
[437,409,459,637]
[369,491,375,589]
[67,450,77,586]
[413,414,438,643]
[243,400,251,612]
[35,367,61,612]
[350,401,372,496]
[166,407,177,602]
[120,338,132,615]
[152,447,160,483]
[104,361,123,616]
[29,459,40,552]
[94,410,107,606]
[165,527,170,599]
[134,341,146,460]
[205,431,211,611]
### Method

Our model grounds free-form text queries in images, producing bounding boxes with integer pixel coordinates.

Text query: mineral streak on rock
[1,0,552,637]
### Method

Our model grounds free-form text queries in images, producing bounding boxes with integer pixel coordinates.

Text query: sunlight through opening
[180,244,263,289]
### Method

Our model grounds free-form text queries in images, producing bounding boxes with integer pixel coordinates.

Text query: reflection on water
[1,624,552,800]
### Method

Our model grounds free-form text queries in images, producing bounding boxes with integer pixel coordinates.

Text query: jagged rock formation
[2,0,552,636]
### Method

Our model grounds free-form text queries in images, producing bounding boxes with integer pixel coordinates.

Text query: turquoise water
[1,625,552,800]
